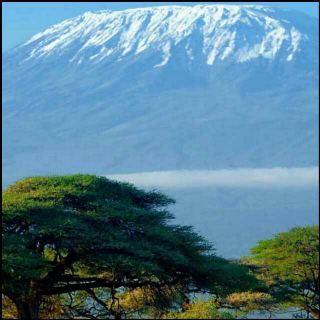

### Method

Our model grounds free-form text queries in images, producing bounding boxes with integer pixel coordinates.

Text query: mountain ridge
[5,4,318,69]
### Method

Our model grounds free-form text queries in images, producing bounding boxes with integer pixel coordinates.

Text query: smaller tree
[248,226,319,319]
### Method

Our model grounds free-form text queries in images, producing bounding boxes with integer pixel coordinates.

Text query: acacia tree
[2,175,255,319]
[247,226,319,319]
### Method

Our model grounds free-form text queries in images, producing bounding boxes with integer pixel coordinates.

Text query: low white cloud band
[106,167,319,189]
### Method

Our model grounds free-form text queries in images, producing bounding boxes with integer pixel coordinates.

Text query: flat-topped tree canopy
[2,174,256,319]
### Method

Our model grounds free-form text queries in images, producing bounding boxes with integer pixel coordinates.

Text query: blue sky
[2,2,319,53]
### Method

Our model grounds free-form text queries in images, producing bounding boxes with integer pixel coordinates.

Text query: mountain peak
[9,4,316,68]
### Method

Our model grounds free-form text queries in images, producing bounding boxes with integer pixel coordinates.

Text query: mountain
[5,5,318,64]
[2,5,319,257]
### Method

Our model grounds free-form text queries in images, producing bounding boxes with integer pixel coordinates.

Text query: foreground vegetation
[2,175,319,319]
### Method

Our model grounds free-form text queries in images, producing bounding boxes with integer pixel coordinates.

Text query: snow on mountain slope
[10,5,317,66]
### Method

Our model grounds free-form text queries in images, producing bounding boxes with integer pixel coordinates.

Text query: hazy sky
[2,2,319,53]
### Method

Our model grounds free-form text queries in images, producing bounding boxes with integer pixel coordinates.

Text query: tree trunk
[15,299,40,319]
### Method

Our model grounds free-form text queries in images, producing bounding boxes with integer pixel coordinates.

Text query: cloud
[106,167,319,189]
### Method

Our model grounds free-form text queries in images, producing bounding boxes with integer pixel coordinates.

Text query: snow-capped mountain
[9,5,317,66]
[2,5,319,256]
[3,5,318,180]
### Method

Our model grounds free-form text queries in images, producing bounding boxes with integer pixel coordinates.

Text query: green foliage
[103,285,184,319]
[2,174,255,319]
[165,299,234,319]
[2,295,18,319]
[224,291,277,318]
[249,226,319,318]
